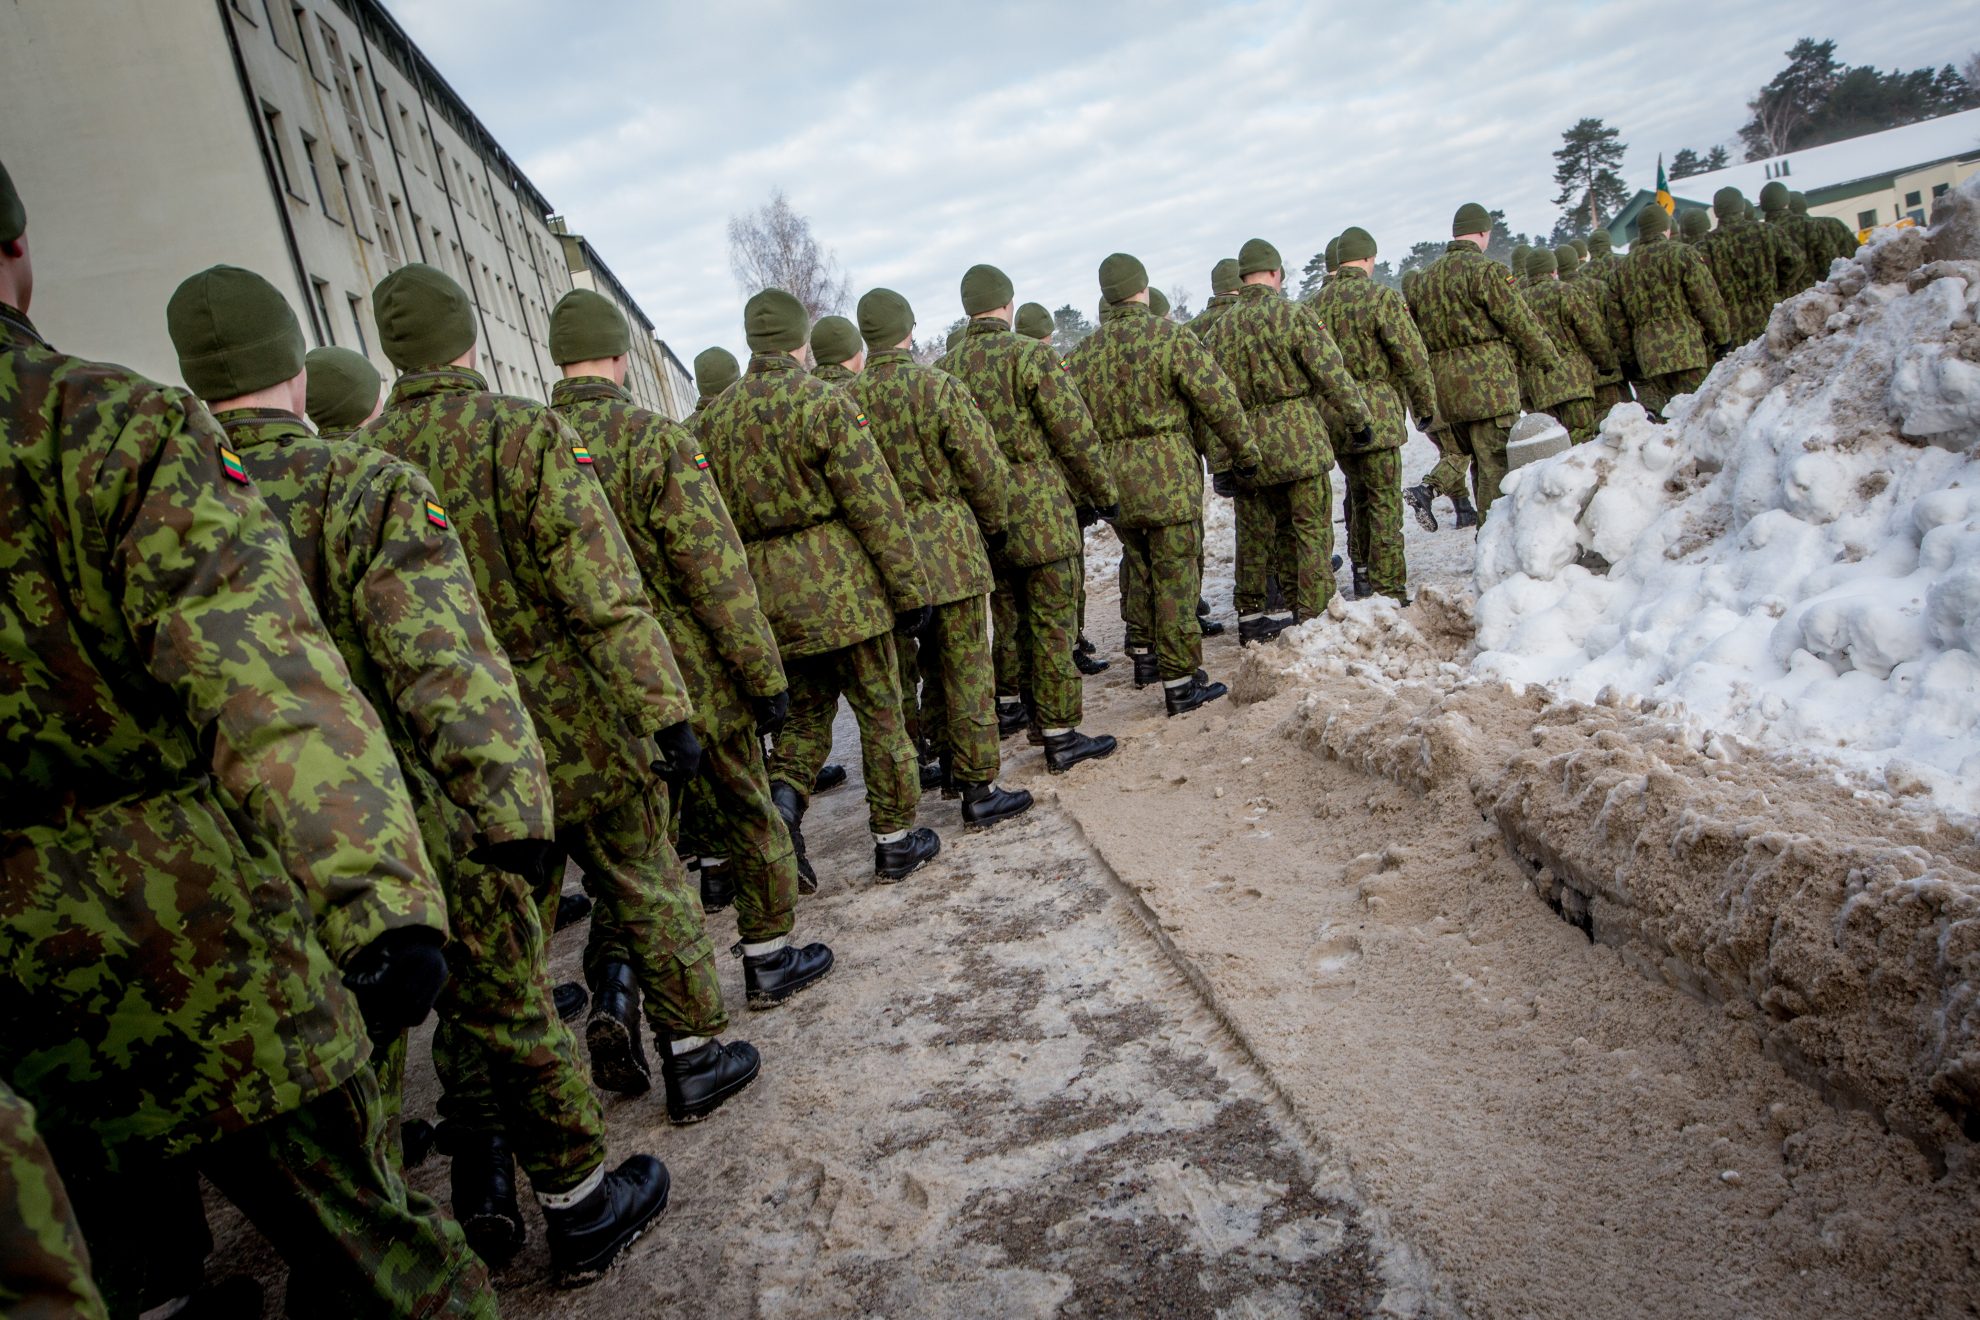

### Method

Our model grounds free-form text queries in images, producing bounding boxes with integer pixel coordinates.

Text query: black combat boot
[1129,647,1158,688]
[443,1128,526,1266]
[1075,634,1098,655]
[996,697,1028,738]
[1072,646,1110,675]
[770,780,816,894]
[1453,495,1479,529]
[812,763,848,793]
[1238,613,1294,647]
[1164,672,1229,717]
[585,962,651,1095]
[543,1155,671,1287]
[1043,728,1118,774]
[918,756,945,791]
[1331,553,1344,572]
[1264,573,1286,613]
[874,826,942,881]
[555,891,593,931]
[737,937,836,1008]
[1404,484,1439,532]
[552,980,588,1023]
[960,781,1033,829]
[697,856,735,913]
[659,1036,761,1123]
[1352,565,1371,599]
[401,1117,438,1169]
[1197,598,1226,637]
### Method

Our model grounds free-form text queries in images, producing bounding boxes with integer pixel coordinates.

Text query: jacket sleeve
[1378,292,1440,423]
[1483,266,1561,377]
[1566,285,1617,376]
[1296,311,1373,433]
[1172,332,1258,469]
[110,394,448,964]
[818,394,930,610]
[1684,252,1732,346]
[937,377,1013,535]
[655,422,786,699]
[525,408,692,736]
[349,460,553,848]
[1604,278,1635,375]
[1029,352,1118,507]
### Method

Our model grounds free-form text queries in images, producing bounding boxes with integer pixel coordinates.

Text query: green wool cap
[0,158,23,245]
[304,346,381,431]
[1713,186,1745,218]
[810,314,860,364]
[947,326,967,350]
[548,288,630,366]
[1760,180,1790,212]
[960,264,1015,316]
[744,288,807,352]
[1680,208,1710,238]
[167,265,307,401]
[1099,252,1149,303]
[1016,301,1053,340]
[1638,205,1670,236]
[1789,191,1809,215]
[857,289,915,348]
[1238,238,1281,277]
[1452,202,1493,237]
[1324,237,1340,273]
[1553,244,1581,274]
[1511,242,1531,268]
[1572,237,1590,259]
[1148,287,1170,319]
[1589,229,1614,254]
[694,346,739,397]
[1337,226,1377,263]
[1526,247,1555,277]
[1210,258,1240,295]
[374,263,475,371]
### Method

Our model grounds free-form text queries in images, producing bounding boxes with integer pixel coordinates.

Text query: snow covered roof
[1676,108,1980,201]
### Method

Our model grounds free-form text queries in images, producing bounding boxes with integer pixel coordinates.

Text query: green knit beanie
[1589,229,1614,254]
[1336,226,1376,263]
[1789,191,1809,216]
[1148,287,1170,319]
[810,314,860,364]
[1526,247,1555,277]
[304,346,381,431]
[1324,237,1340,273]
[1572,237,1590,259]
[0,158,23,245]
[1713,186,1745,219]
[1452,202,1493,237]
[548,288,630,365]
[1210,258,1240,295]
[960,264,1014,316]
[1015,301,1053,340]
[1553,244,1581,275]
[1638,205,1670,236]
[1238,237,1281,277]
[857,289,915,349]
[947,326,966,350]
[1760,181,1790,213]
[167,265,307,400]
[1098,252,1148,303]
[744,288,807,352]
[1510,243,1530,271]
[1680,208,1710,239]
[694,346,739,397]
[374,263,476,371]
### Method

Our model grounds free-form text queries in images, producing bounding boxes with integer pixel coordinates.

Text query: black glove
[1351,426,1376,450]
[1210,471,1237,498]
[343,926,449,1038]
[751,689,789,737]
[983,527,1009,558]
[1715,342,1735,361]
[467,838,564,894]
[1087,503,1120,524]
[895,605,933,637]
[650,719,703,795]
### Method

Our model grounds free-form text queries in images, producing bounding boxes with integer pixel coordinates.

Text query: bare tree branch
[726,189,852,320]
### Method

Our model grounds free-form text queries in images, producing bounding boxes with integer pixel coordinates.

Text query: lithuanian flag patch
[219,445,249,485]
[572,443,594,464]
[853,411,869,429]
[692,451,710,470]
[425,499,449,529]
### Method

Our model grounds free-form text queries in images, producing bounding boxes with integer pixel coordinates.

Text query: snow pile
[1472,177,1980,812]
[1232,587,1474,703]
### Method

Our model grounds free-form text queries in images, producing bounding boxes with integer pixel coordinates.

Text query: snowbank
[1473,178,1980,813]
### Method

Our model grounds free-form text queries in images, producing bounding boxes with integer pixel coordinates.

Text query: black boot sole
[553,1186,670,1288]
[874,857,934,883]
[746,957,836,1010]
[666,1058,761,1124]
[1166,687,1229,718]
[1405,488,1439,533]
[1046,741,1117,775]
[962,798,1034,831]
[462,1212,526,1269]
[585,1014,652,1096]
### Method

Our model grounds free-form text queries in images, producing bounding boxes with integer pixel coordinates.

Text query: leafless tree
[726,190,852,320]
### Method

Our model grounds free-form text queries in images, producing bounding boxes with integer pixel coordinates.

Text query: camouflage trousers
[1421,424,1471,504]
[566,780,727,1040]
[1340,448,1406,599]
[910,595,1000,783]
[1117,520,1204,681]
[1635,367,1707,421]
[769,633,919,835]
[673,725,799,945]
[1552,396,1600,444]
[1453,414,1515,522]
[1001,555,1085,730]
[1252,474,1334,620]
[1592,380,1633,414]
[1233,491,1285,617]
[61,1068,494,1320]
[990,578,1022,701]
[0,1081,106,1319]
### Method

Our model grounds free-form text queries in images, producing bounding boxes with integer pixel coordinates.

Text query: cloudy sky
[390,0,1975,362]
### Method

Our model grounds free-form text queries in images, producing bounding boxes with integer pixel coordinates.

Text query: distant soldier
[942,264,1120,769]
[1014,300,1108,678]
[1071,253,1254,711]
[1579,228,1633,415]
[303,344,382,438]
[1759,181,1813,293]
[700,289,944,881]
[1793,191,1859,271]
[946,325,967,353]
[363,264,763,1128]
[1571,237,1591,263]
[1694,186,1782,346]
[1016,301,1055,342]
[1193,257,1281,614]
[1518,247,1615,444]
[1309,226,1436,600]
[1401,269,1476,532]
[1409,202,1558,520]
[1149,287,1172,320]
[1604,205,1731,419]
[810,314,863,386]
[691,346,741,420]
[1678,208,1711,244]
[1582,228,1622,283]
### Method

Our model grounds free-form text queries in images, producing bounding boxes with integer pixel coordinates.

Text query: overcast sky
[390,0,1976,364]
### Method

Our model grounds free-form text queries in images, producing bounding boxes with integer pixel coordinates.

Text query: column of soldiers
[3,142,1859,1315]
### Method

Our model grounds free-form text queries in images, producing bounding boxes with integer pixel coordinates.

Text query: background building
[1,0,689,416]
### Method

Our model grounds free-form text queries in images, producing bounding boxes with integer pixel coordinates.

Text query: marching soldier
[1604,205,1731,419]
[303,344,382,438]
[1694,186,1783,347]
[810,314,863,385]
[1517,247,1615,444]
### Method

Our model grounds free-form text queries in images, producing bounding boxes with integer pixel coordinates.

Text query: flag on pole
[1655,154,1675,215]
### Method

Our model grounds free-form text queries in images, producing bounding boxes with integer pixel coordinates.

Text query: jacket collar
[1236,282,1279,303]
[550,375,630,406]
[747,352,804,377]
[387,364,488,408]
[866,346,915,368]
[964,316,1011,338]
[0,301,45,348]
[211,407,312,443]
[1333,266,1371,284]
[1098,301,1151,323]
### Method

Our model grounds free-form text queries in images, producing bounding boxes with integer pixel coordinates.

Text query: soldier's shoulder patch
[691,451,710,471]
[424,498,449,529]
[218,443,249,485]
[852,411,869,429]
[572,442,594,464]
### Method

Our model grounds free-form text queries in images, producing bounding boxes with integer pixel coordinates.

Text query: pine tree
[1552,118,1630,236]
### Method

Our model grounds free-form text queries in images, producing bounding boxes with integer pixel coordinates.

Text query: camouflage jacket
[363,366,691,825]
[848,348,1011,605]
[1581,252,1622,285]
[1788,213,1832,285]
[1,304,445,1159]
[1201,282,1370,474]
[812,362,857,387]
[221,408,553,862]
[1068,302,1254,527]
[700,353,931,657]
[552,377,785,742]
[1763,212,1813,292]
[1517,279,1613,409]
[0,1081,107,1319]
[939,317,1115,566]
[1694,216,1781,346]
[1605,232,1731,378]
[1816,215,1860,270]
[1187,294,1237,339]
[1412,241,1559,424]
[1308,266,1437,451]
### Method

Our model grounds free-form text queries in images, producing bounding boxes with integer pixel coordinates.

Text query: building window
[1934,183,1950,199]
[262,0,293,54]
[311,278,336,345]
[396,105,414,159]
[299,133,335,219]
[347,294,368,355]
[1905,190,1922,208]
[232,0,258,23]
[292,6,322,81]
[335,156,366,236]
[416,124,431,174]
[1857,208,1878,229]
[259,103,299,197]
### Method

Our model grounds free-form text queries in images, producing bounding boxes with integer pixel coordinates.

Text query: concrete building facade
[1,0,688,416]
